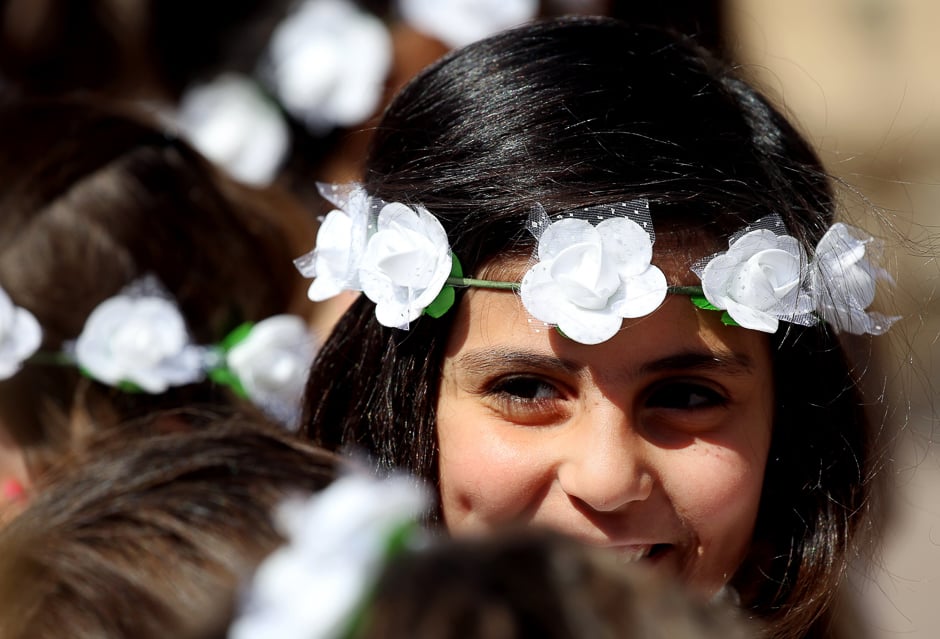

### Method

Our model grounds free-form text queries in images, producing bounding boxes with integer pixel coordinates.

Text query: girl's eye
[645,381,728,410]
[482,375,568,425]
[489,376,560,402]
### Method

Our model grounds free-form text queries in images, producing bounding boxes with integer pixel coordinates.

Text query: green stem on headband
[26,352,74,367]
[445,277,521,291]
[667,285,704,296]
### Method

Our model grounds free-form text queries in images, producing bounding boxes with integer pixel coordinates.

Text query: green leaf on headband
[219,322,255,352]
[208,366,248,399]
[342,520,421,639]
[449,253,464,278]
[423,286,455,318]
[78,366,143,393]
[690,295,720,311]
[720,312,740,327]
[116,380,143,394]
[423,253,463,319]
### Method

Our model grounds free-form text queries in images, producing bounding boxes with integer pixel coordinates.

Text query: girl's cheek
[439,425,552,531]
[671,443,765,537]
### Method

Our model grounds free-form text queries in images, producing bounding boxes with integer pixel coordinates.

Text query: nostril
[558,464,654,514]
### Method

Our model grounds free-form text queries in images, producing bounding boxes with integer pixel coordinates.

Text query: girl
[298,16,895,638]
[0,97,320,496]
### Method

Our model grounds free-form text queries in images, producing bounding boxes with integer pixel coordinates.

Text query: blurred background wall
[726,3,940,636]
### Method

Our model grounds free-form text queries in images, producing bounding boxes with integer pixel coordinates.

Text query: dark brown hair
[360,528,759,639]
[0,97,315,476]
[301,17,886,638]
[0,413,338,639]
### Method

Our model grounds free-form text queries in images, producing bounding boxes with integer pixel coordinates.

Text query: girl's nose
[556,406,653,513]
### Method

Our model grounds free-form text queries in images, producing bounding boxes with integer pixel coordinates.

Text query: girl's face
[436,286,774,596]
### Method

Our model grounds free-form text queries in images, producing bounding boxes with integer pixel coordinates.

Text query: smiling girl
[298,16,895,638]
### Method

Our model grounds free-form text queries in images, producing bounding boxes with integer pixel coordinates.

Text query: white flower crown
[0,278,318,429]
[229,472,430,639]
[294,183,899,345]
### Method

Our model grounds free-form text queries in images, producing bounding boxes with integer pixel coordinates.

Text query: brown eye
[483,374,568,426]
[490,376,560,402]
[646,382,727,410]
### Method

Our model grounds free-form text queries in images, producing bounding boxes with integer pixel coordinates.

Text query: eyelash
[480,375,730,427]
[484,375,566,421]
[644,381,729,411]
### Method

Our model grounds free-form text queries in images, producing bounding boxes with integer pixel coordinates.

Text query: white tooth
[617,545,652,563]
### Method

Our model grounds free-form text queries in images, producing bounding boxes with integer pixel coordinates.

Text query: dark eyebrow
[639,350,755,377]
[454,348,582,376]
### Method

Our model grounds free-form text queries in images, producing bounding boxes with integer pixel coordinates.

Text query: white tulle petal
[229,474,430,639]
[176,73,289,186]
[521,213,665,343]
[556,306,623,345]
[613,267,668,319]
[724,298,779,333]
[537,218,598,261]
[0,293,42,379]
[398,0,538,48]
[357,202,452,328]
[266,0,392,132]
[698,226,808,332]
[226,315,317,428]
[74,294,203,391]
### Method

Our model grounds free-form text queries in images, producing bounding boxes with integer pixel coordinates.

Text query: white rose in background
[0,289,41,380]
[699,229,815,333]
[226,315,317,428]
[398,0,538,48]
[74,296,204,393]
[520,217,668,345]
[264,0,392,133]
[176,73,290,186]
[358,202,453,329]
[294,185,372,301]
[228,473,429,639]
[811,223,898,335]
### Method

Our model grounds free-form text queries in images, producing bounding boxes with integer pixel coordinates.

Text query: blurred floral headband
[294,183,899,345]
[0,278,317,428]
[398,0,539,49]
[228,472,430,639]
[174,0,392,186]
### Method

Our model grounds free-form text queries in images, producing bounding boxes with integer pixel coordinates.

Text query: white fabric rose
[0,289,41,380]
[228,473,429,639]
[358,202,453,329]
[295,186,372,301]
[176,73,290,186]
[699,229,815,333]
[520,217,668,345]
[74,296,204,393]
[226,315,317,428]
[398,0,538,48]
[811,223,897,335]
[265,0,392,132]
